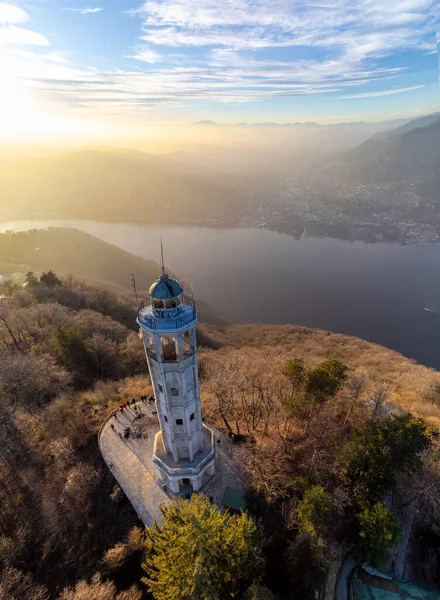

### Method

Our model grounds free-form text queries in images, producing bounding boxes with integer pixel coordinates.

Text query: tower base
[153,424,216,494]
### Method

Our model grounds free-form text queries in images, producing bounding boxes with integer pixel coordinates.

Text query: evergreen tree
[297,485,333,541]
[53,325,95,386]
[282,359,306,395]
[284,534,328,600]
[282,358,348,425]
[343,413,430,502]
[40,270,63,287]
[305,359,348,404]
[143,494,265,600]
[356,502,400,567]
[25,272,39,287]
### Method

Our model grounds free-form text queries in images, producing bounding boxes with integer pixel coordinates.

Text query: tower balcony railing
[137,304,197,331]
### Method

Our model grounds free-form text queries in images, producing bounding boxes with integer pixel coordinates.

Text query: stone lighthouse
[137,269,215,494]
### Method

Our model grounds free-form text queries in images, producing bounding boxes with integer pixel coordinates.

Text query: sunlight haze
[0,0,438,146]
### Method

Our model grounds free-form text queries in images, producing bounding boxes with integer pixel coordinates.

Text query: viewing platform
[137,304,197,332]
[98,399,250,527]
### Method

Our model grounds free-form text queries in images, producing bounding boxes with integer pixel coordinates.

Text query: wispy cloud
[1,0,438,120]
[339,85,427,99]
[63,7,103,15]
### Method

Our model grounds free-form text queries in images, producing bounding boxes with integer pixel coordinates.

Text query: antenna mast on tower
[160,239,165,276]
[130,273,140,310]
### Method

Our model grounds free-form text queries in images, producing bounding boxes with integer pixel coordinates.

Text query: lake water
[1,219,440,370]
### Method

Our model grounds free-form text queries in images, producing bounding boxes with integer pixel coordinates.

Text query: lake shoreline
[1,219,439,370]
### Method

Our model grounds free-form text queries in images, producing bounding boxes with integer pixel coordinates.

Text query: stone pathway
[99,402,170,527]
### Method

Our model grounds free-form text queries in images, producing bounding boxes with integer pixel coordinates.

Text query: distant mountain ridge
[0,148,243,225]
[340,113,440,184]
[194,117,413,129]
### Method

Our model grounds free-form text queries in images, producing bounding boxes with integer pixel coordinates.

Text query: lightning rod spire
[160,239,165,276]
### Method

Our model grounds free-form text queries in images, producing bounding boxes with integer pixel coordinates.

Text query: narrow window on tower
[145,333,156,359]
[182,329,193,358]
[190,412,195,421]
[176,418,183,425]
[161,336,178,362]
[171,387,179,396]
[158,383,163,393]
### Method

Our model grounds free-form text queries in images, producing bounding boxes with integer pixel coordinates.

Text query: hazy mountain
[0,149,244,225]
[341,114,440,184]
[372,112,440,140]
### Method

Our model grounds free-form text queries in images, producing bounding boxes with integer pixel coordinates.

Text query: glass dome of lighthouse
[149,273,183,309]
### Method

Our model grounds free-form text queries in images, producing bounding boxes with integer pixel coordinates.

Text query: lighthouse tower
[137,269,215,494]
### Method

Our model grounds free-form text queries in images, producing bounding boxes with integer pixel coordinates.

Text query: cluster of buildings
[241,179,440,244]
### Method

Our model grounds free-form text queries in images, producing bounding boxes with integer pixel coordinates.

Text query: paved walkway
[336,554,357,600]
[99,402,170,527]
[98,401,250,527]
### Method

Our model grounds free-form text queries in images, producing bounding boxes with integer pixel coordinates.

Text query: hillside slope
[0,227,228,326]
[0,149,244,225]
[201,322,440,429]
[341,115,440,184]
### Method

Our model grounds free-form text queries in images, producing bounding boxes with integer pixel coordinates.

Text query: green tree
[40,270,63,287]
[24,272,39,287]
[297,486,333,540]
[284,534,328,600]
[282,359,348,424]
[305,360,348,404]
[245,584,277,600]
[356,502,400,567]
[53,325,95,386]
[343,414,430,502]
[283,359,305,395]
[143,494,265,600]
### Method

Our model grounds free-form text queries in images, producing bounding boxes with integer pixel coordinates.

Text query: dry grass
[203,324,440,429]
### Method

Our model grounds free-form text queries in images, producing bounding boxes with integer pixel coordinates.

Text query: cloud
[129,47,162,63]
[134,0,436,51]
[0,24,49,46]
[0,2,28,24]
[63,7,103,14]
[1,0,438,120]
[339,85,427,99]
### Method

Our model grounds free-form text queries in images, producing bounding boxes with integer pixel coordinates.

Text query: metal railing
[138,306,197,331]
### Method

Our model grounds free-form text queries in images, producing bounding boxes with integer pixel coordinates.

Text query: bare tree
[0,568,48,600]
[58,573,142,600]
[343,372,367,425]
[60,462,100,526]
[0,352,70,413]
[370,385,389,416]
[399,448,440,534]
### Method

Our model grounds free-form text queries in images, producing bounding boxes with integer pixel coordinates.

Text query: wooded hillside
[0,259,440,598]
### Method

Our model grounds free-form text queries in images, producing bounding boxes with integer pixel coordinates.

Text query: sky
[0,0,439,141]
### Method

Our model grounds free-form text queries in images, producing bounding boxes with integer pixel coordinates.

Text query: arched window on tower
[161,336,178,362]
[182,329,195,358]
[144,333,156,359]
